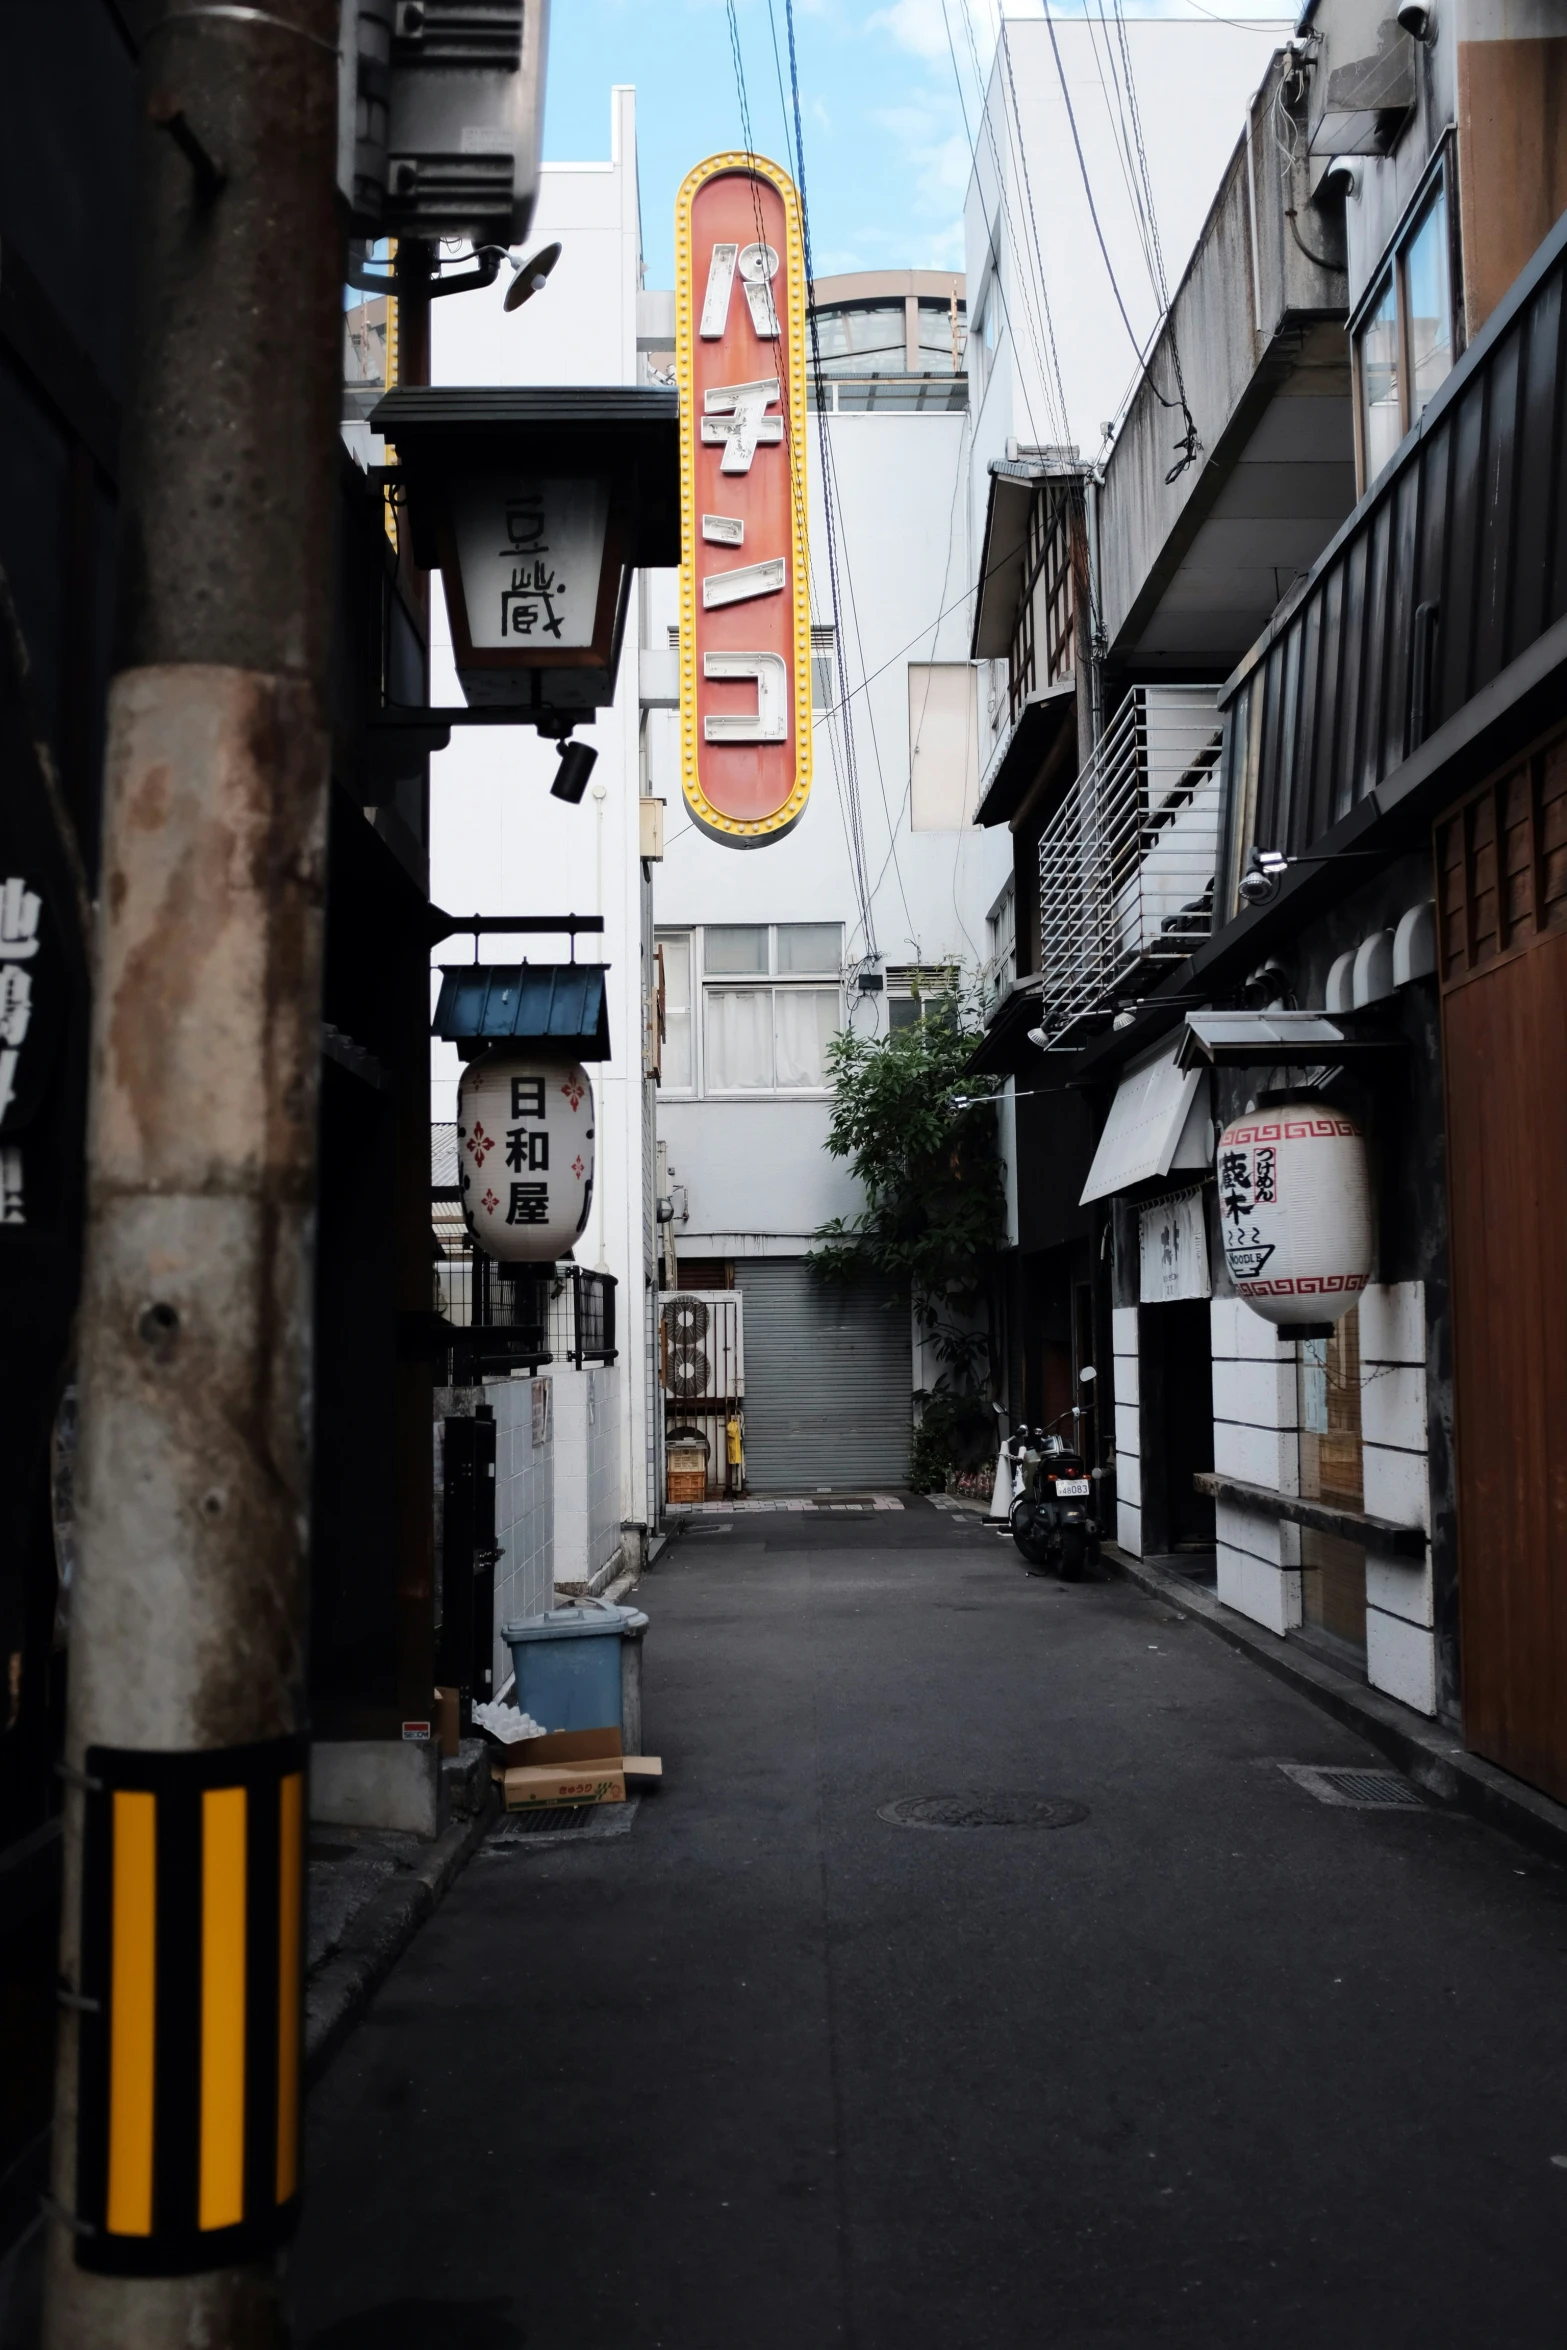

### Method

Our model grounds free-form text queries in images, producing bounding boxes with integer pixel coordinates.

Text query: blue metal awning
[432,963,611,1061]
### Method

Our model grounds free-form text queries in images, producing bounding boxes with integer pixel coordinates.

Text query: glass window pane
[774,989,839,1087]
[888,996,922,1031]
[704,989,774,1089]
[704,924,768,974]
[776,922,842,974]
[657,933,692,1090]
[1357,270,1401,484]
[1404,183,1453,418]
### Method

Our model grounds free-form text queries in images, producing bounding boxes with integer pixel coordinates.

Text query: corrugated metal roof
[431,1121,460,1189]
[431,962,612,1060]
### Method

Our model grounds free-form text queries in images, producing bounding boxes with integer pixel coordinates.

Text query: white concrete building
[428,87,662,1557]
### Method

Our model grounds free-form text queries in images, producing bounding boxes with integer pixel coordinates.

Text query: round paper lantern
[457,1050,595,1263]
[1216,1100,1372,1327]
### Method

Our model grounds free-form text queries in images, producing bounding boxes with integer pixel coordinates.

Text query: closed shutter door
[734,1260,910,1491]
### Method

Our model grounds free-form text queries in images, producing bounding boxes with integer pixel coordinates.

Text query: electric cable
[1038,0,1200,482]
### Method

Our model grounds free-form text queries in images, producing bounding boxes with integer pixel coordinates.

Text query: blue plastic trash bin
[501,1602,649,1737]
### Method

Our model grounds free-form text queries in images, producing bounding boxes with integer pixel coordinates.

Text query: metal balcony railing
[433,1205,617,1380]
[1035,686,1223,1047]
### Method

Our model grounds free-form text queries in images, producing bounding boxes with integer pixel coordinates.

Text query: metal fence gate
[733,1260,911,1491]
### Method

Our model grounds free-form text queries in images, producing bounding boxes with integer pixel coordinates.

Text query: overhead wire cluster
[1038,0,1200,483]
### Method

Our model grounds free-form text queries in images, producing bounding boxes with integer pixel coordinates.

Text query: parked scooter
[1008,1367,1099,1576]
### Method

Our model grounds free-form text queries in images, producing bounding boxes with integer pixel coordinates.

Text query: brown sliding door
[1437,726,1567,1802]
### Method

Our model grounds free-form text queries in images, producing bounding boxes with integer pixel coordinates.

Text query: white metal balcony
[1035,686,1223,1047]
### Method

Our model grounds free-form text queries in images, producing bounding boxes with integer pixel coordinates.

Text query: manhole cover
[1277,1764,1427,1810]
[878,1794,1089,1831]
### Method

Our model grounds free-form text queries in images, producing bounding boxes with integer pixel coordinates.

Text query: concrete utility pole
[43,2,341,2342]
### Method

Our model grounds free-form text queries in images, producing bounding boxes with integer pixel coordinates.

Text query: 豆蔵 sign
[675,153,812,846]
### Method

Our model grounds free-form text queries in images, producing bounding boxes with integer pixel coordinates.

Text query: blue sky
[541,0,1291,289]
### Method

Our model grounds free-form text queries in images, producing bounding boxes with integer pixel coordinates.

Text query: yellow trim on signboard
[674,151,813,844]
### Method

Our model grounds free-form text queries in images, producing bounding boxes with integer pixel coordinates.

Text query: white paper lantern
[457,1050,595,1263]
[1216,1101,1372,1327]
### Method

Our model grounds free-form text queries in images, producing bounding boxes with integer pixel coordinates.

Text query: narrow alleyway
[292,1503,1567,2350]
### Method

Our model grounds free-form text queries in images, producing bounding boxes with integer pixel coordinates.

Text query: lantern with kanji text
[1215,1101,1372,1328]
[457,1051,595,1263]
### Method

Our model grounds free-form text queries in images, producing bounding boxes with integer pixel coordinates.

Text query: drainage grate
[484,1799,640,1849]
[878,1794,1089,1831]
[1278,1764,1427,1810]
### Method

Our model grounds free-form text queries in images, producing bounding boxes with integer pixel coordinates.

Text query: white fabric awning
[1080,1036,1207,1203]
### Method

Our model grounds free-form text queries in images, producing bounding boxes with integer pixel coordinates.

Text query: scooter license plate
[1053,1478,1090,1497]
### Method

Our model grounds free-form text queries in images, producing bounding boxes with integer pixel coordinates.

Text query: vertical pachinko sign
[675,153,812,845]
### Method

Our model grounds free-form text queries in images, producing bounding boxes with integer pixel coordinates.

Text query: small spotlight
[551,740,597,803]
[504,240,563,313]
[1395,2,1431,38]
[1239,845,1289,906]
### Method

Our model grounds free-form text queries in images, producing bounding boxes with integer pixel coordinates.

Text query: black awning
[432,963,612,1061]
[964,979,1046,1076]
[1176,1009,1403,1068]
[973,683,1077,828]
[370,384,681,568]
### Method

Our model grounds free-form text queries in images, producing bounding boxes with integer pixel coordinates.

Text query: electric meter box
[339,0,549,246]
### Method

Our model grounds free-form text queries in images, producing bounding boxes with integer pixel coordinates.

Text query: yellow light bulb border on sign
[674,150,812,846]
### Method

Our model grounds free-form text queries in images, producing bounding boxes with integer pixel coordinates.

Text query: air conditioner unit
[660,1291,743,1403]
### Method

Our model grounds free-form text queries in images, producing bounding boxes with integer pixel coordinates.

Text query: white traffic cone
[985,1424,1016,1525]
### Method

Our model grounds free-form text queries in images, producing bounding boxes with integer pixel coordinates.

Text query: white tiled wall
[552,1366,625,1590]
[1211,1298,1302,1634]
[1208,1283,1436,1718]
[586,1366,623,1585]
[1112,1306,1141,1553]
[1359,1280,1435,1716]
[487,1373,555,1689]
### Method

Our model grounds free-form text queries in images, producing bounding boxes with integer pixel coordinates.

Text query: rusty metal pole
[42,2,341,2343]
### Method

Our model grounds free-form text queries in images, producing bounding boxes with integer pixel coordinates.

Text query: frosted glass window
[658,933,692,1090]
[774,989,839,1087]
[1404,184,1453,417]
[1357,270,1401,486]
[705,925,768,974]
[704,989,774,1090]
[776,923,842,974]
[908,664,980,830]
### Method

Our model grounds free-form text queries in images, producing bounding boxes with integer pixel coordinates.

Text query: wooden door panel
[1442,759,1567,1797]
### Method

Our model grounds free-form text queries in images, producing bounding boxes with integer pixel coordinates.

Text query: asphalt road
[291,1499,1567,2349]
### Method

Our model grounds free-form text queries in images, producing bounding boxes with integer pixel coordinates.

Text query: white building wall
[429,88,656,1536]
[961,18,1288,770]
[488,1374,555,1682]
[1112,1305,1140,1555]
[1210,1298,1302,1636]
[1359,1282,1436,1716]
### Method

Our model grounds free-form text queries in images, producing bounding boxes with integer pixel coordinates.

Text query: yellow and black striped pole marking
[73,1735,307,2274]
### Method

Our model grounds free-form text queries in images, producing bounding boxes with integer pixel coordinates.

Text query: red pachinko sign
[675,153,812,846]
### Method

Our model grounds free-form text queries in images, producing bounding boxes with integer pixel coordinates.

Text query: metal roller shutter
[734,1260,911,1491]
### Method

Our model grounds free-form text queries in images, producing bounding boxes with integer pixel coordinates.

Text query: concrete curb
[304,1791,497,2087]
[1102,1543,1567,1869]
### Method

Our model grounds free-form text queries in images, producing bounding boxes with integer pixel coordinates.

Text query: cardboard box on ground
[487,1724,664,1809]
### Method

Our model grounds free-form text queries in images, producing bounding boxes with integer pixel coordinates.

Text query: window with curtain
[688,924,843,1094]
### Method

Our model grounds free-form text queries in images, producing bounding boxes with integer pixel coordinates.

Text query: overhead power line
[1038,0,1200,482]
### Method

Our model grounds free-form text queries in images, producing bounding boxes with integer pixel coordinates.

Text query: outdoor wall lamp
[1239,844,1385,907]
[371,385,680,744]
